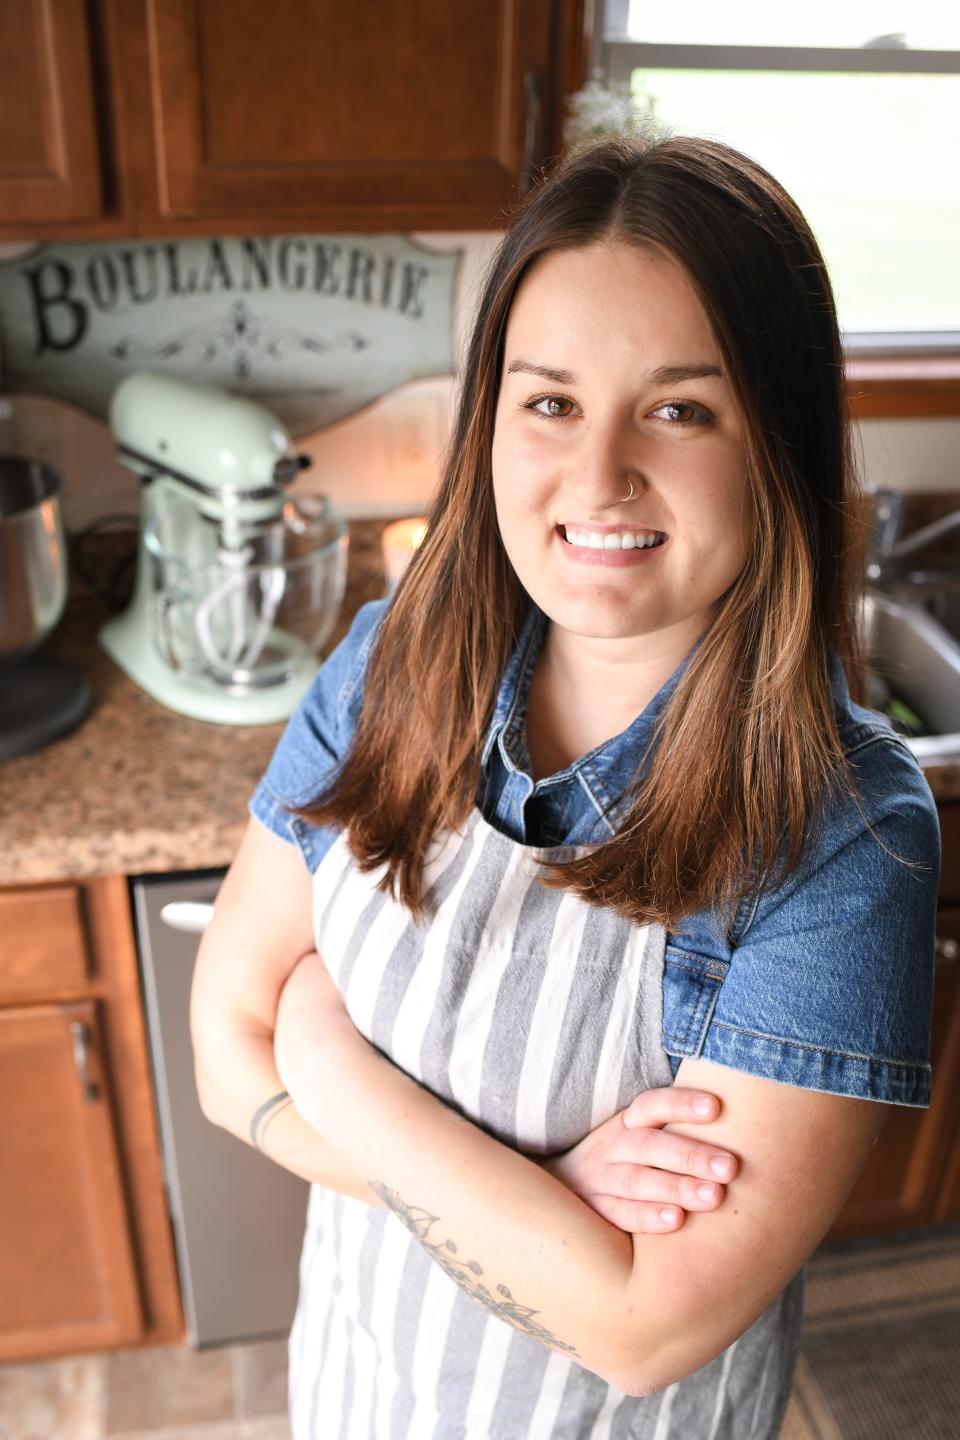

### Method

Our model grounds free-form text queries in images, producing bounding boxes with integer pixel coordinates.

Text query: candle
[382,516,428,591]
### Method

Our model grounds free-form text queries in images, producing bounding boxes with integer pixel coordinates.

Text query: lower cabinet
[0,1001,142,1358]
[0,876,183,1362]
[828,946,960,1238]
[828,801,960,1239]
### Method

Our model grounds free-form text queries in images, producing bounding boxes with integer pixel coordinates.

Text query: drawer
[0,886,92,1003]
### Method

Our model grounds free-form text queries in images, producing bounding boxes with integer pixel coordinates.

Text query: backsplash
[854,414,960,502]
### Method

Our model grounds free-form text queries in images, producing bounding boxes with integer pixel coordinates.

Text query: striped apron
[289,808,804,1439]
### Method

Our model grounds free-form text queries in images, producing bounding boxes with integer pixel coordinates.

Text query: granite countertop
[2,507,959,889]
[0,519,397,886]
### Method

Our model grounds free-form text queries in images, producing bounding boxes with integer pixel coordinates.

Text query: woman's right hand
[541,1087,739,1234]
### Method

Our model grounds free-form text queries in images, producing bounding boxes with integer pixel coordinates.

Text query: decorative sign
[0,234,460,436]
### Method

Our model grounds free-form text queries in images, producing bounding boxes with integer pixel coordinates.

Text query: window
[595,1,960,354]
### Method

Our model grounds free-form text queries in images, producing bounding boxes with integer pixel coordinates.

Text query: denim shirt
[251,598,941,1109]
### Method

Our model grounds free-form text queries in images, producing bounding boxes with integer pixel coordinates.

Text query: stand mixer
[100,372,348,725]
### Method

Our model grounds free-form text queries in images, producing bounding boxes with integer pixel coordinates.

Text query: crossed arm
[191,818,734,1224]
[192,818,889,1396]
[272,948,887,1395]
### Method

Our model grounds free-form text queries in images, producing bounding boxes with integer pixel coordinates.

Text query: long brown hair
[295,134,865,931]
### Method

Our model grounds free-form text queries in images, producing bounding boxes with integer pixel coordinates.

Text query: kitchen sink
[862,587,960,763]
[888,570,960,649]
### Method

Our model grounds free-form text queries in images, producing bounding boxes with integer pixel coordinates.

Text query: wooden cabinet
[828,800,960,1239]
[0,1002,142,1357]
[930,809,960,1224]
[0,0,105,225]
[0,876,183,1362]
[930,911,960,1222]
[0,0,590,238]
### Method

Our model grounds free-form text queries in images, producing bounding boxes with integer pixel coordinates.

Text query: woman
[192,134,939,1438]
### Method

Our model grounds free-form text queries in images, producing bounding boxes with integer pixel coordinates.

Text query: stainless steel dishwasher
[130,869,309,1346]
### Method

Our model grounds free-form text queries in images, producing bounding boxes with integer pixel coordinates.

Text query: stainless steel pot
[0,456,68,662]
[0,455,90,761]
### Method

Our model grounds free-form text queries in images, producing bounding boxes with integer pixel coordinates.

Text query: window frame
[592,2,960,412]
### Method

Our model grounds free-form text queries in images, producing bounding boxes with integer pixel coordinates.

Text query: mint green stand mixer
[99,372,348,725]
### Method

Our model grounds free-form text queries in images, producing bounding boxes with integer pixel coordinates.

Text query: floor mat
[781,1225,960,1440]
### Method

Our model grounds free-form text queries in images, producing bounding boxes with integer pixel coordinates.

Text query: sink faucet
[866,487,960,584]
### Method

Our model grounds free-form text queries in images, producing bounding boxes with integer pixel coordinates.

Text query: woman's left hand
[541,1086,738,1234]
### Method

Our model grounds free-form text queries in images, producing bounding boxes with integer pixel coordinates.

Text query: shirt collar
[480,602,545,773]
[481,603,698,833]
[829,648,850,707]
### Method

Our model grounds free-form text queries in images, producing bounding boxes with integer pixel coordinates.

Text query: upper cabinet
[0,0,105,225]
[0,0,590,239]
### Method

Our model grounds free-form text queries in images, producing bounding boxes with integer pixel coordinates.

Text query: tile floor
[0,1330,818,1440]
[0,1335,291,1440]
[0,1334,826,1440]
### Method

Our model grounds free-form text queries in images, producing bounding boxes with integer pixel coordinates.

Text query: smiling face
[490,241,753,660]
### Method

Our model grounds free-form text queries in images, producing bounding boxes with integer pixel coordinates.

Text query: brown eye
[652,401,710,426]
[527,395,575,419]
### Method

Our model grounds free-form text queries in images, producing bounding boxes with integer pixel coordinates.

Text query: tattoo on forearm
[250,1090,293,1151]
[368,1181,580,1357]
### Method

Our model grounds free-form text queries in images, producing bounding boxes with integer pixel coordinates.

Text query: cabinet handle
[521,69,543,194]
[159,901,216,934]
[936,935,959,963]
[69,1021,100,1104]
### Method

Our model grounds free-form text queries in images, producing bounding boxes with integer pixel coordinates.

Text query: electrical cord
[69,513,140,612]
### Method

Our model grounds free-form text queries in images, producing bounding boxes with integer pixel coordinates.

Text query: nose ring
[622,477,635,504]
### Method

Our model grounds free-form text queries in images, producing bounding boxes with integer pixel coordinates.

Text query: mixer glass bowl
[144,488,349,690]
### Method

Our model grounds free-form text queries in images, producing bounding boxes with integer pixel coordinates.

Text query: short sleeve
[692,734,941,1107]
[248,598,388,872]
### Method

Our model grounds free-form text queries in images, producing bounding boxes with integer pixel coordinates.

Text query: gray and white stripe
[290,810,802,1438]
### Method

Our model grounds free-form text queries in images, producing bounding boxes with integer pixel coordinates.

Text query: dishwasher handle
[159,901,216,934]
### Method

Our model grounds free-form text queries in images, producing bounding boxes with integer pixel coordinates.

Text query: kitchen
[2,3,960,1439]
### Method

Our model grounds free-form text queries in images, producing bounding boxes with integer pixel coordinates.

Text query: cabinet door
[938,803,960,904]
[931,910,960,1222]
[0,1001,142,1361]
[0,0,104,224]
[131,0,556,230]
[827,923,960,1240]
